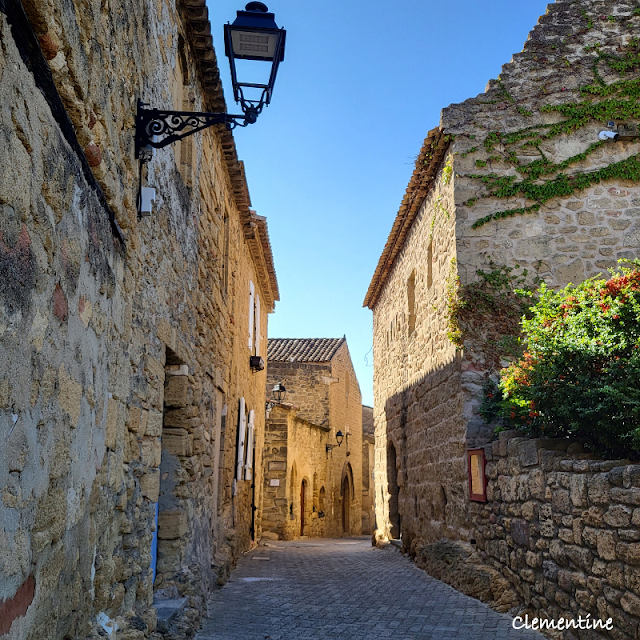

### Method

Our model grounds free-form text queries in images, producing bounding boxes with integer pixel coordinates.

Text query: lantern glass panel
[230,29,279,61]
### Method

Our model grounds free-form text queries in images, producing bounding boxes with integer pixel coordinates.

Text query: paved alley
[196,537,544,640]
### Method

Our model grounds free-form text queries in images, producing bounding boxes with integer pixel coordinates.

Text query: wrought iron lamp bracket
[134,99,259,160]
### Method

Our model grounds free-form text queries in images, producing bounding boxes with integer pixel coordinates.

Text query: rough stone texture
[262,340,363,540]
[365,0,640,573]
[468,432,640,639]
[195,538,544,640]
[361,405,375,535]
[444,0,640,292]
[260,405,330,540]
[0,1,277,638]
[368,150,465,549]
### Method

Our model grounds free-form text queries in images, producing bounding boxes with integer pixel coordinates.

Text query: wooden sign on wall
[467,448,487,502]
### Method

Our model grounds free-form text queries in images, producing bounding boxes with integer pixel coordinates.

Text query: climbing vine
[445,261,538,366]
[463,37,640,228]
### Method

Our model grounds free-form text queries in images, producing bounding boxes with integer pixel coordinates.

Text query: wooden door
[300,482,305,536]
[342,475,350,534]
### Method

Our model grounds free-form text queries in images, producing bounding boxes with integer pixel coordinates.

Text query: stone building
[361,405,375,535]
[0,0,278,638]
[260,338,363,539]
[365,0,640,554]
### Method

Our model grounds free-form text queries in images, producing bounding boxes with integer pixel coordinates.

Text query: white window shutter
[255,294,261,358]
[244,409,255,480]
[248,281,255,351]
[236,397,247,481]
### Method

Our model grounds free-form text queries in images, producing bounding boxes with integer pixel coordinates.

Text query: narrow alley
[195,538,544,640]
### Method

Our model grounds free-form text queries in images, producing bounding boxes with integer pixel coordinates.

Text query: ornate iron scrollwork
[135,100,256,159]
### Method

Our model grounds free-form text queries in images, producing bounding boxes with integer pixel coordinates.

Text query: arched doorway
[300,480,306,536]
[387,442,400,539]
[340,462,354,535]
[342,474,351,534]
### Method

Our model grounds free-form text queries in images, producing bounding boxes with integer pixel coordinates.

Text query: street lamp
[272,382,287,403]
[326,430,344,457]
[266,382,286,416]
[135,2,286,160]
[224,2,286,119]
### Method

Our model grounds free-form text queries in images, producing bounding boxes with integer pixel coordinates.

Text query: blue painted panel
[151,502,159,583]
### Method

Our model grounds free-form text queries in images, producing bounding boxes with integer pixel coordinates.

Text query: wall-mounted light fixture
[272,382,287,403]
[599,121,640,142]
[250,355,265,372]
[134,2,286,216]
[326,430,344,457]
[265,382,286,416]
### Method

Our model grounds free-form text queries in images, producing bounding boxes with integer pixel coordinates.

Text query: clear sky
[206,0,551,406]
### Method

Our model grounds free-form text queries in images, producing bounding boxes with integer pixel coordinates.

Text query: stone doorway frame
[300,479,307,536]
[387,441,400,540]
[340,461,354,535]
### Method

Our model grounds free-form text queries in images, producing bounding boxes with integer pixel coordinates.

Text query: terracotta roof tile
[267,338,345,363]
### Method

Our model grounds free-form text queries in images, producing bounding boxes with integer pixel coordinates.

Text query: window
[175,35,194,187]
[255,294,261,357]
[222,213,230,295]
[407,270,416,335]
[236,398,247,481]
[248,281,255,350]
[248,281,262,356]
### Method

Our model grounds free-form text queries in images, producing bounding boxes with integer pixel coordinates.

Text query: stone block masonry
[463,433,640,638]
[366,0,640,570]
[263,339,364,540]
[0,0,278,638]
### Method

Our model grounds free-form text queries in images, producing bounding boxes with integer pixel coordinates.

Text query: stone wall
[261,405,329,541]
[0,0,276,638]
[266,361,331,427]
[263,341,363,539]
[361,405,375,535]
[325,342,363,538]
[469,431,640,639]
[445,0,640,291]
[370,147,466,547]
[442,0,640,450]
[367,0,640,557]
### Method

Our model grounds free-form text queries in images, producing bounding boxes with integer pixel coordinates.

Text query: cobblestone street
[196,538,544,640]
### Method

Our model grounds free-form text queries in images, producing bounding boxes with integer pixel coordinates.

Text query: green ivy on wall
[463,38,640,229]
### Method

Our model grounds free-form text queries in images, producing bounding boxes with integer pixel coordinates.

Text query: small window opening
[407,270,416,335]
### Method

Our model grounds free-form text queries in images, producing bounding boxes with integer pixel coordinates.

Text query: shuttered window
[255,294,261,357]
[248,281,255,350]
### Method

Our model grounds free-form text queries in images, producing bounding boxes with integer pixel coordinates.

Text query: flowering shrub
[497,264,640,458]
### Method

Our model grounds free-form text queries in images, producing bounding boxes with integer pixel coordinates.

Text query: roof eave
[363,127,451,309]
[180,0,280,308]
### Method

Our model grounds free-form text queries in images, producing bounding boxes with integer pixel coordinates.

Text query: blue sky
[207,0,551,406]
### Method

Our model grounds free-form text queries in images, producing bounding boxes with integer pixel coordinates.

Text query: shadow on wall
[380,355,471,551]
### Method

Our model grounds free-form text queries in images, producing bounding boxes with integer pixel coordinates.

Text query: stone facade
[365,129,465,549]
[468,430,640,639]
[261,339,363,539]
[260,404,330,540]
[361,405,375,535]
[0,1,278,638]
[365,0,640,554]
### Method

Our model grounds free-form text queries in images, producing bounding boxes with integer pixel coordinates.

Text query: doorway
[300,480,306,536]
[341,474,350,534]
[387,442,400,539]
